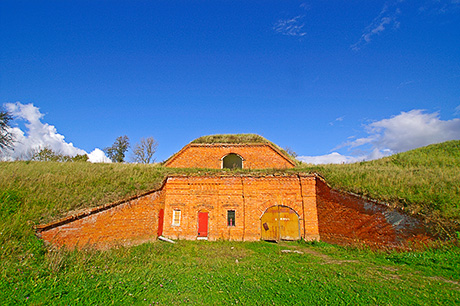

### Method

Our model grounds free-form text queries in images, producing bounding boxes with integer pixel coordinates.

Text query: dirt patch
[279,243,360,265]
[428,276,460,288]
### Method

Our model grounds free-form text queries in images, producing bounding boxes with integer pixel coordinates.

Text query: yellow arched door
[261,206,300,241]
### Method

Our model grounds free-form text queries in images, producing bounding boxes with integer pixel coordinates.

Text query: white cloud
[273,15,307,37]
[1,102,111,163]
[455,104,460,116]
[352,0,460,51]
[419,0,460,14]
[351,2,401,51]
[300,109,460,164]
[87,148,112,163]
[347,110,460,154]
[329,116,345,126]
[298,152,364,165]
[397,80,415,88]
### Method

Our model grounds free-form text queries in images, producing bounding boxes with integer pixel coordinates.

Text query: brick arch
[260,205,301,241]
[260,205,300,218]
[221,153,244,169]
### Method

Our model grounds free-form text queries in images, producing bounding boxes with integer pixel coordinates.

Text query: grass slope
[300,140,460,237]
[1,140,460,304]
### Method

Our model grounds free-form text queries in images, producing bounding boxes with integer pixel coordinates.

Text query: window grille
[227,210,236,226]
[172,210,181,226]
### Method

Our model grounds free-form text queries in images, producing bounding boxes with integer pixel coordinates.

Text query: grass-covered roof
[189,134,297,162]
[191,134,269,144]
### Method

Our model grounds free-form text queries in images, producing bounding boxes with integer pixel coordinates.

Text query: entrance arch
[261,206,300,241]
[222,153,243,169]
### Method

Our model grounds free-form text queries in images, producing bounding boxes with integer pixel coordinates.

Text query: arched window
[222,153,243,169]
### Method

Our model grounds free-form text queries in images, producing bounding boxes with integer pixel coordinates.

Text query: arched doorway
[261,206,300,241]
[222,153,243,169]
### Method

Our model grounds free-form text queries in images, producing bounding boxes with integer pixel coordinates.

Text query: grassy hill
[299,140,460,237]
[1,140,458,236]
[1,140,460,304]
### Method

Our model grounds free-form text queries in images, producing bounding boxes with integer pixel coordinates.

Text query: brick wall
[37,174,432,249]
[164,144,295,169]
[38,174,319,249]
[38,190,165,249]
[316,178,431,248]
[162,175,319,241]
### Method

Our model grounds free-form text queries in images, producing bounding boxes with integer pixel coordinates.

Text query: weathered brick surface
[164,144,295,169]
[162,175,319,241]
[38,190,165,249]
[316,178,431,247]
[37,174,431,249]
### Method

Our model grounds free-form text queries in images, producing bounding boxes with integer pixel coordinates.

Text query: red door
[157,209,164,237]
[198,212,208,237]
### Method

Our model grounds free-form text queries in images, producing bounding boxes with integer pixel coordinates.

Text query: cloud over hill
[299,109,460,164]
[1,102,111,163]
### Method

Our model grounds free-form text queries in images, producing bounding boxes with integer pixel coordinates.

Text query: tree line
[103,135,158,163]
[0,108,158,163]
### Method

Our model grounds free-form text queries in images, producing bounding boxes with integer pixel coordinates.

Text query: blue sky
[1,1,459,163]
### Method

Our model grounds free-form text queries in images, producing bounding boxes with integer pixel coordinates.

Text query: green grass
[1,240,459,305]
[0,140,459,236]
[300,140,460,237]
[1,140,460,304]
[191,133,269,144]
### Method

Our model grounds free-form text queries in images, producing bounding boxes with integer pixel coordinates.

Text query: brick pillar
[299,175,320,241]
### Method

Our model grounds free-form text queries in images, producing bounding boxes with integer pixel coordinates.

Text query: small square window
[227,210,236,227]
[172,210,181,226]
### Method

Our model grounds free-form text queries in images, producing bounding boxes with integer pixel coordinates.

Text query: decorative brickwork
[164,143,296,169]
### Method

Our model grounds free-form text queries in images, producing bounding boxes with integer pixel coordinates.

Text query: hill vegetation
[299,140,460,237]
[1,140,460,304]
[191,133,269,144]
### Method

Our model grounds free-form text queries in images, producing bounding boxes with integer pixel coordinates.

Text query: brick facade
[164,143,296,169]
[37,174,430,249]
[161,175,319,241]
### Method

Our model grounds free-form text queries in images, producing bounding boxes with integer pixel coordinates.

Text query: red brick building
[36,134,430,249]
[164,143,296,169]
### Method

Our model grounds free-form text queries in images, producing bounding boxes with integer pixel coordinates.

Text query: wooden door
[261,206,300,241]
[198,212,208,237]
[278,206,300,240]
[157,209,164,237]
[261,207,279,241]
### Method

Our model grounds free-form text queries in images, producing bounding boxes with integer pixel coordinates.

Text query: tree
[0,109,14,151]
[132,137,158,164]
[104,135,130,163]
[30,147,89,162]
[284,146,298,158]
